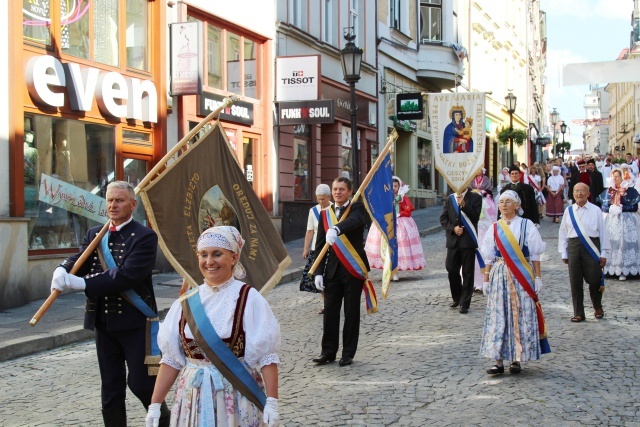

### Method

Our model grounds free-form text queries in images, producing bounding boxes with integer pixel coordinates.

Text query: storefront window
[123,157,148,225]
[417,137,432,189]
[94,0,119,66]
[293,127,310,200]
[60,0,90,59]
[23,0,51,45]
[24,114,115,250]
[126,0,148,70]
[226,31,241,95]
[243,39,258,99]
[207,24,223,89]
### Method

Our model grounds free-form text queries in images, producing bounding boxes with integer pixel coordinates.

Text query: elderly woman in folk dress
[480,190,549,375]
[545,166,565,223]
[146,226,281,427]
[469,167,497,293]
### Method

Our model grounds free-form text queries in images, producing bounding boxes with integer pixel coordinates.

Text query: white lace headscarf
[499,190,524,216]
[197,226,247,279]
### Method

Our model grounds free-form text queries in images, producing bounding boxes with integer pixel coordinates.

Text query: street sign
[536,137,551,146]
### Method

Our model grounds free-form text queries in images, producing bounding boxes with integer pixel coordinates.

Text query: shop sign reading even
[25,55,158,123]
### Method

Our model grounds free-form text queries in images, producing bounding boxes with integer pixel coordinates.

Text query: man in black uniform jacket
[587,158,604,206]
[50,181,169,427]
[500,165,540,225]
[312,177,369,367]
[440,189,483,313]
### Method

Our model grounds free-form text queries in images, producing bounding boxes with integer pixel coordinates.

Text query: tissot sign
[277,100,334,125]
[276,55,320,101]
[25,55,158,122]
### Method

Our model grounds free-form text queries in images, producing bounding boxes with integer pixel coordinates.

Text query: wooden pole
[29,96,240,326]
[307,129,398,276]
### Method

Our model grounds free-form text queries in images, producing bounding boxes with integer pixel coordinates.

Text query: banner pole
[29,96,240,327]
[308,129,399,276]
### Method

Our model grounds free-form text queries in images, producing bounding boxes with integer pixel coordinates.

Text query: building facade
[0,0,167,309]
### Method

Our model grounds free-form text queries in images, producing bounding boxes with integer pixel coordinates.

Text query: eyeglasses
[573,189,588,194]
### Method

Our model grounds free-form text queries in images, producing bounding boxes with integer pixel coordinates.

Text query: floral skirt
[299,250,321,293]
[365,217,426,271]
[603,212,640,277]
[171,358,265,427]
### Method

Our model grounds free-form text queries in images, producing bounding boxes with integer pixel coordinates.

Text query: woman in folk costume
[469,167,498,293]
[299,184,332,313]
[146,226,281,427]
[497,167,510,193]
[598,168,640,281]
[545,166,565,223]
[528,163,546,218]
[365,176,426,280]
[480,190,549,375]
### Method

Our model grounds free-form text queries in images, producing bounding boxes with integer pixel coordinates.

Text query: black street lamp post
[560,121,567,158]
[505,91,517,166]
[550,107,559,158]
[340,28,363,188]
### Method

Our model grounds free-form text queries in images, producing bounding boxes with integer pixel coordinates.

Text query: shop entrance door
[123,155,151,225]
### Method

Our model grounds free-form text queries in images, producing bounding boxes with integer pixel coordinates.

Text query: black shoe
[509,362,522,374]
[449,301,460,308]
[312,354,335,364]
[338,357,353,366]
[459,307,469,314]
[486,365,504,375]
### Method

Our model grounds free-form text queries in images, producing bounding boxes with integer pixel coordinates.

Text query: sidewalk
[0,204,444,362]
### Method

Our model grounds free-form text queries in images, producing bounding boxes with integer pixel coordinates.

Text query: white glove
[535,277,543,295]
[263,397,279,427]
[51,267,68,293]
[398,184,410,197]
[326,227,338,245]
[53,273,86,292]
[482,281,490,297]
[314,275,325,291]
[145,403,161,427]
[609,204,622,216]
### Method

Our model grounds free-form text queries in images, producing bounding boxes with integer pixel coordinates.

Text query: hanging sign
[169,21,202,96]
[395,92,424,120]
[428,92,487,193]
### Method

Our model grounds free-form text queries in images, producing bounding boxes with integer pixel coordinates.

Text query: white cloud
[541,0,631,21]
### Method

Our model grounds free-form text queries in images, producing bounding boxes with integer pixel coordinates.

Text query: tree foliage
[497,127,528,146]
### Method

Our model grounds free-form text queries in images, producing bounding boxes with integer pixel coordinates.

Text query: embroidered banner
[428,92,487,194]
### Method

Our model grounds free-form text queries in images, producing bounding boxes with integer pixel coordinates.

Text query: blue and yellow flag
[361,152,398,298]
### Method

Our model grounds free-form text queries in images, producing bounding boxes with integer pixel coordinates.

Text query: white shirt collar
[111,216,134,231]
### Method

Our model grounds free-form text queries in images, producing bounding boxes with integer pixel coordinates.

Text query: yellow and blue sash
[99,232,161,371]
[181,288,267,412]
[450,194,485,268]
[568,205,605,292]
[322,207,378,314]
[494,220,550,354]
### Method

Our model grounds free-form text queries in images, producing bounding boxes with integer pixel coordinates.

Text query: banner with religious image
[428,93,487,194]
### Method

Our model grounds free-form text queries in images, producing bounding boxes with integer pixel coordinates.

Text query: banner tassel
[363,279,378,314]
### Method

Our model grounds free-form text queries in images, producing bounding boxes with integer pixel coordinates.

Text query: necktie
[109,225,117,232]
[335,207,342,219]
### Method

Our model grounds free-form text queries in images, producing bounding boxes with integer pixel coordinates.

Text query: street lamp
[550,107,559,159]
[340,28,363,188]
[560,121,567,159]
[505,91,517,166]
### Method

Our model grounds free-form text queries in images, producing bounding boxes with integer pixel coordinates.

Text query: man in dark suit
[587,158,604,206]
[312,177,369,367]
[500,165,540,225]
[50,181,169,427]
[440,188,482,313]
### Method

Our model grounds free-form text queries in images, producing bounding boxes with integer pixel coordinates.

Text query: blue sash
[312,205,321,222]
[181,288,267,411]
[450,194,485,268]
[568,206,605,291]
[99,232,161,368]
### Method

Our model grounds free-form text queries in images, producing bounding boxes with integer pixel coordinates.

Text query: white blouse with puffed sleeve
[480,217,546,264]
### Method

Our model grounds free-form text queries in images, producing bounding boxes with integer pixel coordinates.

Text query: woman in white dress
[497,167,510,193]
[545,166,565,223]
[528,164,546,219]
[480,190,547,375]
[146,226,281,427]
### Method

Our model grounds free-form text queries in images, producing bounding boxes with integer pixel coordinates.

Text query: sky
[542,0,632,149]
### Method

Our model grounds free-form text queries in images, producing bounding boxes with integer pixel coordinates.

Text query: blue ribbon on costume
[188,361,225,426]
[450,194,485,268]
[312,205,321,221]
[568,206,606,291]
[183,289,267,411]
[100,232,161,359]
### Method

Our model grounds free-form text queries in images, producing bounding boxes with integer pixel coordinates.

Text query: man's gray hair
[107,181,136,200]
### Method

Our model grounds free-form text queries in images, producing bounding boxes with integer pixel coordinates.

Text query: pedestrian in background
[469,167,497,293]
[146,226,281,427]
[299,183,332,313]
[559,183,610,322]
[439,188,482,313]
[497,167,510,193]
[500,165,540,225]
[545,166,565,223]
[50,181,170,427]
[587,158,604,207]
[480,190,547,375]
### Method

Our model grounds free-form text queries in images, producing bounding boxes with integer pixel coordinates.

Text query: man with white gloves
[312,177,369,367]
[51,181,169,427]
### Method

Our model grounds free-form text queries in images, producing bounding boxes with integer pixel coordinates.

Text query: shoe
[312,354,335,364]
[509,362,521,374]
[392,274,399,281]
[318,307,325,314]
[338,357,353,366]
[570,315,584,323]
[619,275,627,281]
[594,307,604,319]
[486,365,504,375]
[449,301,460,308]
[459,307,469,314]
[473,288,483,294]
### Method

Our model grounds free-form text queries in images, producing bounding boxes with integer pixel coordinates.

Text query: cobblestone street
[1,220,639,426]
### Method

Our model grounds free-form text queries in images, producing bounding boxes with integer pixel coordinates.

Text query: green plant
[497,127,528,146]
